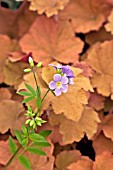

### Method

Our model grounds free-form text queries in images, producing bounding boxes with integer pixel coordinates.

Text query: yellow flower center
[56,82,62,88]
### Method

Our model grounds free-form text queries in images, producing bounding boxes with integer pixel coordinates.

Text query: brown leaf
[59,0,113,33]
[67,156,93,170]
[0,35,20,83]
[87,40,113,97]
[86,27,113,45]
[0,88,12,100]
[93,132,113,155]
[49,107,100,144]
[3,60,28,89]
[88,92,105,111]
[55,150,81,170]
[19,15,84,65]
[28,0,70,17]
[0,2,37,38]
[0,100,25,134]
[93,151,113,170]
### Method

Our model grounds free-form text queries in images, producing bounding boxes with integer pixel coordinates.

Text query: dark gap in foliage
[0,83,9,88]
[76,33,90,55]
[1,1,9,8]
[0,130,10,141]
[76,136,95,161]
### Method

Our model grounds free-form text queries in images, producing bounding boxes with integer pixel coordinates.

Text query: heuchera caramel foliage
[0,0,113,169]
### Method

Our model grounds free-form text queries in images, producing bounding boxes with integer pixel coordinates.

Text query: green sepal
[18,155,31,170]
[8,136,17,154]
[27,147,46,156]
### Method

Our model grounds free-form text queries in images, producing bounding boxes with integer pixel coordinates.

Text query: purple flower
[49,64,75,78]
[49,74,68,96]
[62,66,75,78]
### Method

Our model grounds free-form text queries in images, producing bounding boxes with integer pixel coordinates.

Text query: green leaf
[36,99,42,109]
[34,141,51,147]
[25,83,36,96]
[21,138,28,147]
[22,125,28,135]
[17,91,32,97]
[18,155,31,170]
[15,130,24,145]
[8,136,17,154]
[29,133,46,142]
[27,147,46,156]
[39,130,52,138]
[22,96,35,104]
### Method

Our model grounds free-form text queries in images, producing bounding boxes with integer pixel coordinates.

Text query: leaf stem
[3,145,22,169]
[41,89,50,102]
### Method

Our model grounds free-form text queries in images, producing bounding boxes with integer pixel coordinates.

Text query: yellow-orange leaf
[105,10,113,34]
[28,0,70,17]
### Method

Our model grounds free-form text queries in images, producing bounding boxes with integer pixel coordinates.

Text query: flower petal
[61,84,68,93]
[54,88,61,96]
[69,78,74,84]
[61,76,68,84]
[54,74,61,82]
[49,81,56,90]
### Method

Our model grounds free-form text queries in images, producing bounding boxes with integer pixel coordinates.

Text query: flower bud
[36,62,42,68]
[24,68,31,73]
[28,57,34,67]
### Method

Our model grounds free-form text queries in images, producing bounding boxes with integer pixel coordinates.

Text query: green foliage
[27,146,46,156]
[29,133,47,142]
[18,155,31,170]
[39,130,52,138]
[8,136,17,154]
[15,130,24,145]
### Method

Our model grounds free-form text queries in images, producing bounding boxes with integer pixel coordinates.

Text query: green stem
[3,145,22,170]
[41,89,50,102]
[32,67,41,99]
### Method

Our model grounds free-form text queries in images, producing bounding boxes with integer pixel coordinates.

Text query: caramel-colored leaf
[19,16,84,65]
[87,40,113,97]
[0,100,25,134]
[0,88,12,100]
[49,106,100,144]
[55,150,81,170]
[67,156,93,170]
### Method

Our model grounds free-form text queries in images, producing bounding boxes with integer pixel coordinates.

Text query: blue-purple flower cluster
[49,64,75,96]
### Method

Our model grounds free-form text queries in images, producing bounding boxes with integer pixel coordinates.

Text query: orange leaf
[19,15,84,65]
[59,0,113,33]
[0,88,12,100]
